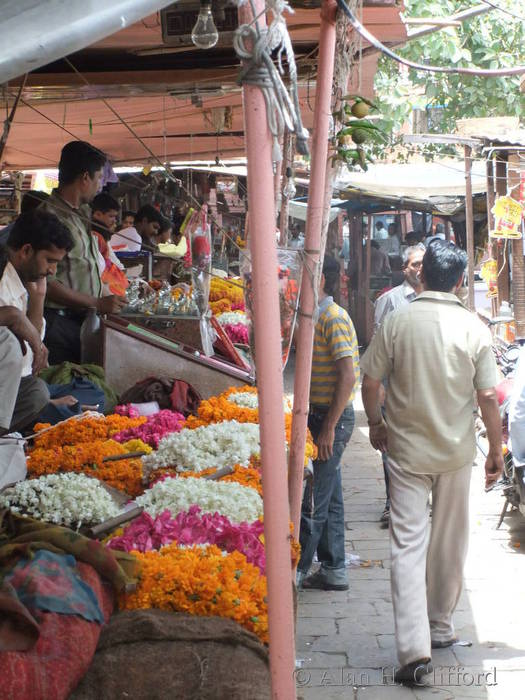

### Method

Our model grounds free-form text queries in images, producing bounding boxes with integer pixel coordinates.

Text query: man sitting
[0,210,73,432]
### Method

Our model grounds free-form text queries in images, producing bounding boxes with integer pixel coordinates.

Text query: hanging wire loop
[233,9,309,160]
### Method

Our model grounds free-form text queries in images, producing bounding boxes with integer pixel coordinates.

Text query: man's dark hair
[322,255,340,296]
[405,231,418,246]
[58,141,106,186]
[122,210,136,222]
[21,190,49,214]
[7,210,73,252]
[422,240,467,292]
[135,204,163,226]
[159,216,173,234]
[370,240,380,250]
[92,192,120,214]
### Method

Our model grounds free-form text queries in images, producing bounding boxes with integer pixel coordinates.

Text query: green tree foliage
[374,0,525,136]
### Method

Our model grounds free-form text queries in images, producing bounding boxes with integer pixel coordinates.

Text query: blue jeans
[298,405,355,582]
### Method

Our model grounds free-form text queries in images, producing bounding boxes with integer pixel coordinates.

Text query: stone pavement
[294,395,525,700]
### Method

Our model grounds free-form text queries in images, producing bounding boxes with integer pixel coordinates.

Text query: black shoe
[431,638,457,649]
[380,502,390,523]
[394,659,433,686]
[301,570,349,591]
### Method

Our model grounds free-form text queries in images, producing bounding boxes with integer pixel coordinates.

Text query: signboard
[489,195,523,239]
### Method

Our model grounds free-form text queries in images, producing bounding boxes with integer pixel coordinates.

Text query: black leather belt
[45,308,87,323]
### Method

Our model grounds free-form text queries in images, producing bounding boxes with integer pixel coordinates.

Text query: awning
[277,199,343,223]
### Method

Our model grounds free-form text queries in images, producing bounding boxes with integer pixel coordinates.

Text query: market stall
[0,385,316,698]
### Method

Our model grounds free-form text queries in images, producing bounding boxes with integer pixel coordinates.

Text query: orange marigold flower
[119,544,268,643]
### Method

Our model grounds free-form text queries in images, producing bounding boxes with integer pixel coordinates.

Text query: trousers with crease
[387,456,471,666]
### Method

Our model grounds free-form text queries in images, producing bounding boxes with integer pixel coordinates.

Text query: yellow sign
[490,196,523,239]
[480,258,498,298]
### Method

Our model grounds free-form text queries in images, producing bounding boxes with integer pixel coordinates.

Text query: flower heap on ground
[118,543,268,642]
[33,414,147,449]
[108,506,266,573]
[142,420,261,473]
[0,473,120,529]
[185,385,316,465]
[135,476,263,523]
[112,408,186,449]
[150,464,263,495]
[27,439,150,497]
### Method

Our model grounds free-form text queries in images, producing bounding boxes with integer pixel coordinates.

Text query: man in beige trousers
[361,240,503,686]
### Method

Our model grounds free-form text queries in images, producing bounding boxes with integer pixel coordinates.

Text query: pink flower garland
[112,409,186,449]
[107,506,266,573]
[222,323,249,345]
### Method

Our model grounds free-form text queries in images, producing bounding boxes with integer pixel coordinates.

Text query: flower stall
[0,384,313,696]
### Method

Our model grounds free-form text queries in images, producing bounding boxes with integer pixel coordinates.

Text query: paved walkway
[295,395,525,700]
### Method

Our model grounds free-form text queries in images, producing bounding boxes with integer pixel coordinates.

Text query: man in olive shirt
[42,141,126,364]
[361,241,503,685]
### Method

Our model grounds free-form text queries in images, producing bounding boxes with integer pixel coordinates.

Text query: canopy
[0,2,407,168]
[331,159,487,215]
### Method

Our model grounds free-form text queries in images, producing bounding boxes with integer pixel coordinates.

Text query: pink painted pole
[238,2,297,698]
[288,0,338,534]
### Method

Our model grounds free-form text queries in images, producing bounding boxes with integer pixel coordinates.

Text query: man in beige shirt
[361,240,503,685]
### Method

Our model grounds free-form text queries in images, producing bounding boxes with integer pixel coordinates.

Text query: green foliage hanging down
[373,0,525,139]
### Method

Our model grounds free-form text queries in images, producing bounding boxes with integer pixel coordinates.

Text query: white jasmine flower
[0,473,120,529]
[142,420,261,472]
[136,476,263,524]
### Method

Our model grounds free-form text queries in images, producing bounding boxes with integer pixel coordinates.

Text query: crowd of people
[0,139,189,438]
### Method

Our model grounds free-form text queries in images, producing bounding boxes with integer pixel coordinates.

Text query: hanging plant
[332,94,388,171]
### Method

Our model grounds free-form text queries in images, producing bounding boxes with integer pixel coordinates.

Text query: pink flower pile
[231,302,245,312]
[112,409,186,449]
[222,323,249,345]
[107,506,266,573]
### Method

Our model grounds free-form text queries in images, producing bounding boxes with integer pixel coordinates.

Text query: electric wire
[480,0,525,21]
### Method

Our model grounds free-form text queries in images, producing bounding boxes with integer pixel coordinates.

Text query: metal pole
[0,74,27,168]
[288,0,338,536]
[509,154,525,339]
[464,145,475,310]
[365,214,372,341]
[279,130,294,247]
[485,153,498,316]
[444,219,451,242]
[238,2,296,698]
[495,154,510,305]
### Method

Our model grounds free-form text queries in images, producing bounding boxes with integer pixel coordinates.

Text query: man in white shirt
[373,244,425,525]
[0,210,72,431]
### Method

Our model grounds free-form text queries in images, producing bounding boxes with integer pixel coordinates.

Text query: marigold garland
[33,415,147,450]
[27,439,145,497]
[118,543,268,642]
[209,278,245,310]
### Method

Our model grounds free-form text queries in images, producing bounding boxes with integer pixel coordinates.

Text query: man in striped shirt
[297,256,360,591]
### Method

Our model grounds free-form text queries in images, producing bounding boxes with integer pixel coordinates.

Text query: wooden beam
[464,145,475,311]
[495,155,510,304]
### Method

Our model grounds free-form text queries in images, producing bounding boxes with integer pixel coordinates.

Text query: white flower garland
[228,392,292,413]
[0,473,120,528]
[136,477,263,524]
[216,311,248,326]
[143,420,261,472]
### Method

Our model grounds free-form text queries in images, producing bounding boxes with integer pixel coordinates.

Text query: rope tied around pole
[233,0,309,162]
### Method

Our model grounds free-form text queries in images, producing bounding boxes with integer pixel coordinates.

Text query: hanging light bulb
[191,0,219,50]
